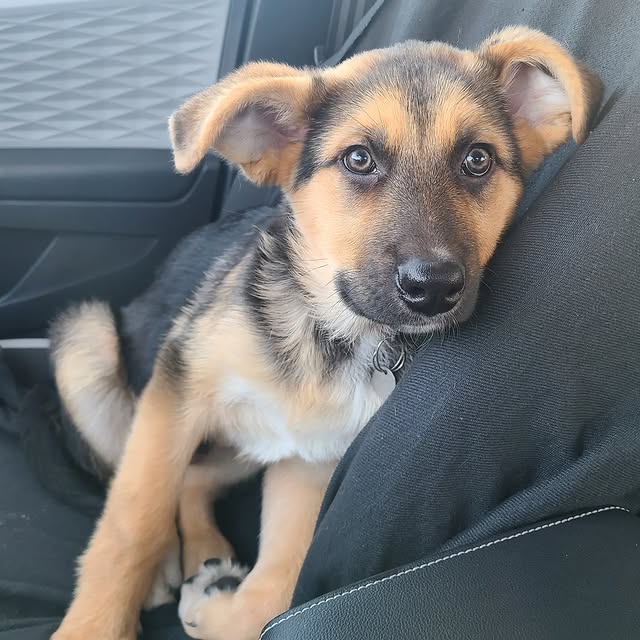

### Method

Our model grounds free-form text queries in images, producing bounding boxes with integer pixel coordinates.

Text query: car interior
[2,0,640,638]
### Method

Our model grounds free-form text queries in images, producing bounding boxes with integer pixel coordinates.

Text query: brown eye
[462,145,493,177]
[343,146,376,174]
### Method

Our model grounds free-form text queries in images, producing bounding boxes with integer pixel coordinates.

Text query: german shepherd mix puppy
[51,27,600,640]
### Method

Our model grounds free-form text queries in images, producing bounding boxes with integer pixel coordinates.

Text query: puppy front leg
[180,449,260,578]
[179,458,333,640]
[52,372,200,640]
[179,465,235,579]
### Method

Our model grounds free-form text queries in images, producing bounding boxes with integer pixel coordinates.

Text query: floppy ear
[169,62,315,186]
[478,26,602,172]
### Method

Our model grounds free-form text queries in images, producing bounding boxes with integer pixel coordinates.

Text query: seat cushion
[268,508,640,639]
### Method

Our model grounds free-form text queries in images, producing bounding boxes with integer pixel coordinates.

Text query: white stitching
[259,506,628,639]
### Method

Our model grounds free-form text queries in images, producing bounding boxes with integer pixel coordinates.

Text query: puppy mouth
[396,309,465,334]
[393,302,471,334]
[335,271,479,334]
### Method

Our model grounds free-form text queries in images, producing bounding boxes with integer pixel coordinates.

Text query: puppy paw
[179,558,249,633]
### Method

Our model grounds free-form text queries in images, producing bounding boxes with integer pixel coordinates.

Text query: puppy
[50,26,600,640]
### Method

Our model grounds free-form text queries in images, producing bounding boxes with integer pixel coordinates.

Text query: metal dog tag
[371,369,396,402]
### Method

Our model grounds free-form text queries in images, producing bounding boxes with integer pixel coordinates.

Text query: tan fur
[179,483,231,579]
[427,83,526,266]
[431,87,514,162]
[243,140,306,189]
[53,374,195,640]
[512,120,573,173]
[480,27,590,142]
[179,457,253,578]
[144,528,182,610]
[479,26,602,171]
[170,72,313,182]
[324,48,386,82]
[289,170,362,273]
[329,89,412,155]
[51,301,134,469]
[53,28,601,640]
[53,308,353,640]
[183,288,376,439]
[182,459,334,640]
[470,173,524,266]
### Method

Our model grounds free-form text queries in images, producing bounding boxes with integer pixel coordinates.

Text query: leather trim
[261,505,629,639]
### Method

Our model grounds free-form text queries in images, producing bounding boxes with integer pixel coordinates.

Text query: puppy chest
[217,375,384,464]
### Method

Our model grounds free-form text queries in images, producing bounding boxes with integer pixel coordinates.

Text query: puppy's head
[170,27,601,334]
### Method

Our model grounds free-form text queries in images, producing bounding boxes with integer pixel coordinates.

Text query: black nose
[396,258,465,316]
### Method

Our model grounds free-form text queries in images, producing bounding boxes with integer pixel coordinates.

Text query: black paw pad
[204,557,222,568]
[205,576,241,595]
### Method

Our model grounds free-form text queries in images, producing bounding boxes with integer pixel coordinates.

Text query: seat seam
[259,505,629,639]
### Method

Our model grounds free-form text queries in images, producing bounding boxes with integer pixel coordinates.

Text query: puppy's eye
[461,145,493,177]
[343,146,376,174]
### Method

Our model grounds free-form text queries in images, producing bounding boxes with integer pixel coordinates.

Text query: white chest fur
[216,367,394,465]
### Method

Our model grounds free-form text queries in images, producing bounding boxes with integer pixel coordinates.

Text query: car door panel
[0,150,220,337]
[0,0,345,337]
